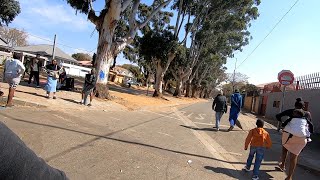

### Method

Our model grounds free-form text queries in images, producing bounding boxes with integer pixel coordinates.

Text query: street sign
[278,70,294,86]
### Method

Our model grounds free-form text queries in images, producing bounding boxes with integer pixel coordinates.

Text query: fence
[294,72,320,90]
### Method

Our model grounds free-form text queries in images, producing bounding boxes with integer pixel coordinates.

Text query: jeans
[246,147,265,176]
[215,111,224,128]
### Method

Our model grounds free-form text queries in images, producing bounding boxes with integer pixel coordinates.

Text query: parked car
[125,80,142,87]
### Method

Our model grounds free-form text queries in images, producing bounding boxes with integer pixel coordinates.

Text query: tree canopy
[0,0,20,26]
[0,26,27,47]
[71,53,92,61]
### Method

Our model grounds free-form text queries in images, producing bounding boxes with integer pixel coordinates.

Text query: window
[273,101,280,108]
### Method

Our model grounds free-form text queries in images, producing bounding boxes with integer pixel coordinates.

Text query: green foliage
[71,53,92,61]
[0,0,20,26]
[139,30,178,66]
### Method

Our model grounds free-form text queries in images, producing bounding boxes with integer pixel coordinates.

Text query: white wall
[61,63,91,78]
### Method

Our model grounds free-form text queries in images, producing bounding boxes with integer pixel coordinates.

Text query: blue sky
[9,0,320,85]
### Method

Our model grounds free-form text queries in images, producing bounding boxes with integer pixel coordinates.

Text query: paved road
[0,101,317,180]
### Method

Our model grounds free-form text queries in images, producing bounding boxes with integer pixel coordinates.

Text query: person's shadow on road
[204,166,276,180]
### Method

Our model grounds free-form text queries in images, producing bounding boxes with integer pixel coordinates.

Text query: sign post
[277,70,294,131]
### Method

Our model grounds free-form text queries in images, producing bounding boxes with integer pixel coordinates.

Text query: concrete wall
[265,89,320,133]
[244,96,253,111]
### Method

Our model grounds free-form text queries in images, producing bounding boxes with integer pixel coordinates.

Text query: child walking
[243,119,272,180]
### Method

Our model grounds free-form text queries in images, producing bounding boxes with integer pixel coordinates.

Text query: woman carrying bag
[44,59,62,99]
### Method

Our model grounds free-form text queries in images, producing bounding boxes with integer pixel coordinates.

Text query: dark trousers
[28,71,40,86]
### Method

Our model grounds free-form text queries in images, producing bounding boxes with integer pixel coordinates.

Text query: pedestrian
[243,119,272,180]
[3,52,25,107]
[277,99,313,180]
[228,89,242,131]
[0,122,68,179]
[28,54,41,87]
[44,59,61,99]
[212,91,227,131]
[80,68,96,106]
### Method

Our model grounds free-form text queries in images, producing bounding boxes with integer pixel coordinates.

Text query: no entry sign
[278,70,294,86]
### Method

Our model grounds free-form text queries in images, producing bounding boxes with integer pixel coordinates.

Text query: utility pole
[52,34,57,60]
[232,58,238,92]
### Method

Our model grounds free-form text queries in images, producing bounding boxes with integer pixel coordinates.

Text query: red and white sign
[278,70,294,85]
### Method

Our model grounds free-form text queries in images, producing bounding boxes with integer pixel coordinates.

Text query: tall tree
[0,0,20,26]
[0,26,27,47]
[65,0,173,98]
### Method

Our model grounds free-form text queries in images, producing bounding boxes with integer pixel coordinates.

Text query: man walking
[3,53,25,107]
[212,92,227,131]
[28,54,41,87]
[228,89,243,131]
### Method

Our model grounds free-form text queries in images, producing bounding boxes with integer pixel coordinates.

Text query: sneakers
[53,96,57,99]
[307,138,312,142]
[228,126,234,131]
[242,166,250,172]
[252,175,259,180]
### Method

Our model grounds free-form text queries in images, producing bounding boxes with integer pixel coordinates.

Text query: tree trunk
[185,80,191,97]
[191,84,198,98]
[93,1,122,99]
[173,77,183,97]
[153,64,165,97]
[153,53,175,97]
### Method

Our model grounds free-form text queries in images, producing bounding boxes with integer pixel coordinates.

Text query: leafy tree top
[0,0,21,26]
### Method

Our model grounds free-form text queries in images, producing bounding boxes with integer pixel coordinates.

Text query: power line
[236,0,300,69]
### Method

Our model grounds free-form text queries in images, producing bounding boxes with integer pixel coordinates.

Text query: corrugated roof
[14,44,78,63]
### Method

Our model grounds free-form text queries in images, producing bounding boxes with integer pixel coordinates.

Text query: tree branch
[88,10,100,27]
[139,0,172,29]
[174,0,184,38]
[122,0,132,12]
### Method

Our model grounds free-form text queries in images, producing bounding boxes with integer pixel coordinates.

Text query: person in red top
[243,119,272,180]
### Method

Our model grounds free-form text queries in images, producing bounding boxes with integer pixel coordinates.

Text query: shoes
[252,175,259,180]
[307,138,312,142]
[53,96,57,99]
[46,94,50,99]
[36,85,41,88]
[87,103,92,107]
[228,126,234,131]
[242,166,250,172]
[217,128,220,131]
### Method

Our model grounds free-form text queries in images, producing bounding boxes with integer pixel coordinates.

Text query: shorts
[5,76,21,89]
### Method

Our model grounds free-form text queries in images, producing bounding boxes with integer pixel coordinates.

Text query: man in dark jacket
[212,92,227,131]
[0,122,68,180]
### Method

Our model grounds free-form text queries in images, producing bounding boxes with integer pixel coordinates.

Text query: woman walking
[44,59,61,99]
[228,89,243,131]
[276,98,314,180]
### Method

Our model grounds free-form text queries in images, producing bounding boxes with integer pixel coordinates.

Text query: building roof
[112,66,134,78]
[14,44,78,64]
[0,37,8,47]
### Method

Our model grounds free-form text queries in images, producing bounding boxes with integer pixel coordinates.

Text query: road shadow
[60,98,80,105]
[16,90,47,98]
[0,110,274,166]
[180,125,243,132]
[204,166,276,180]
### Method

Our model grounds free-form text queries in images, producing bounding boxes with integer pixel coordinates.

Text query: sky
[8,0,320,85]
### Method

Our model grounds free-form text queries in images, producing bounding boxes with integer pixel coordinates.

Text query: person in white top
[3,53,25,107]
[28,54,41,87]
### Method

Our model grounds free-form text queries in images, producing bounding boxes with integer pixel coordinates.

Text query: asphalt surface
[0,101,318,180]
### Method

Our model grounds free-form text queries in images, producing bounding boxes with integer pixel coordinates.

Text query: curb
[0,97,47,108]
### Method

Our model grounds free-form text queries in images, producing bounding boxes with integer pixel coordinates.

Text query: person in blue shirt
[228,89,243,131]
